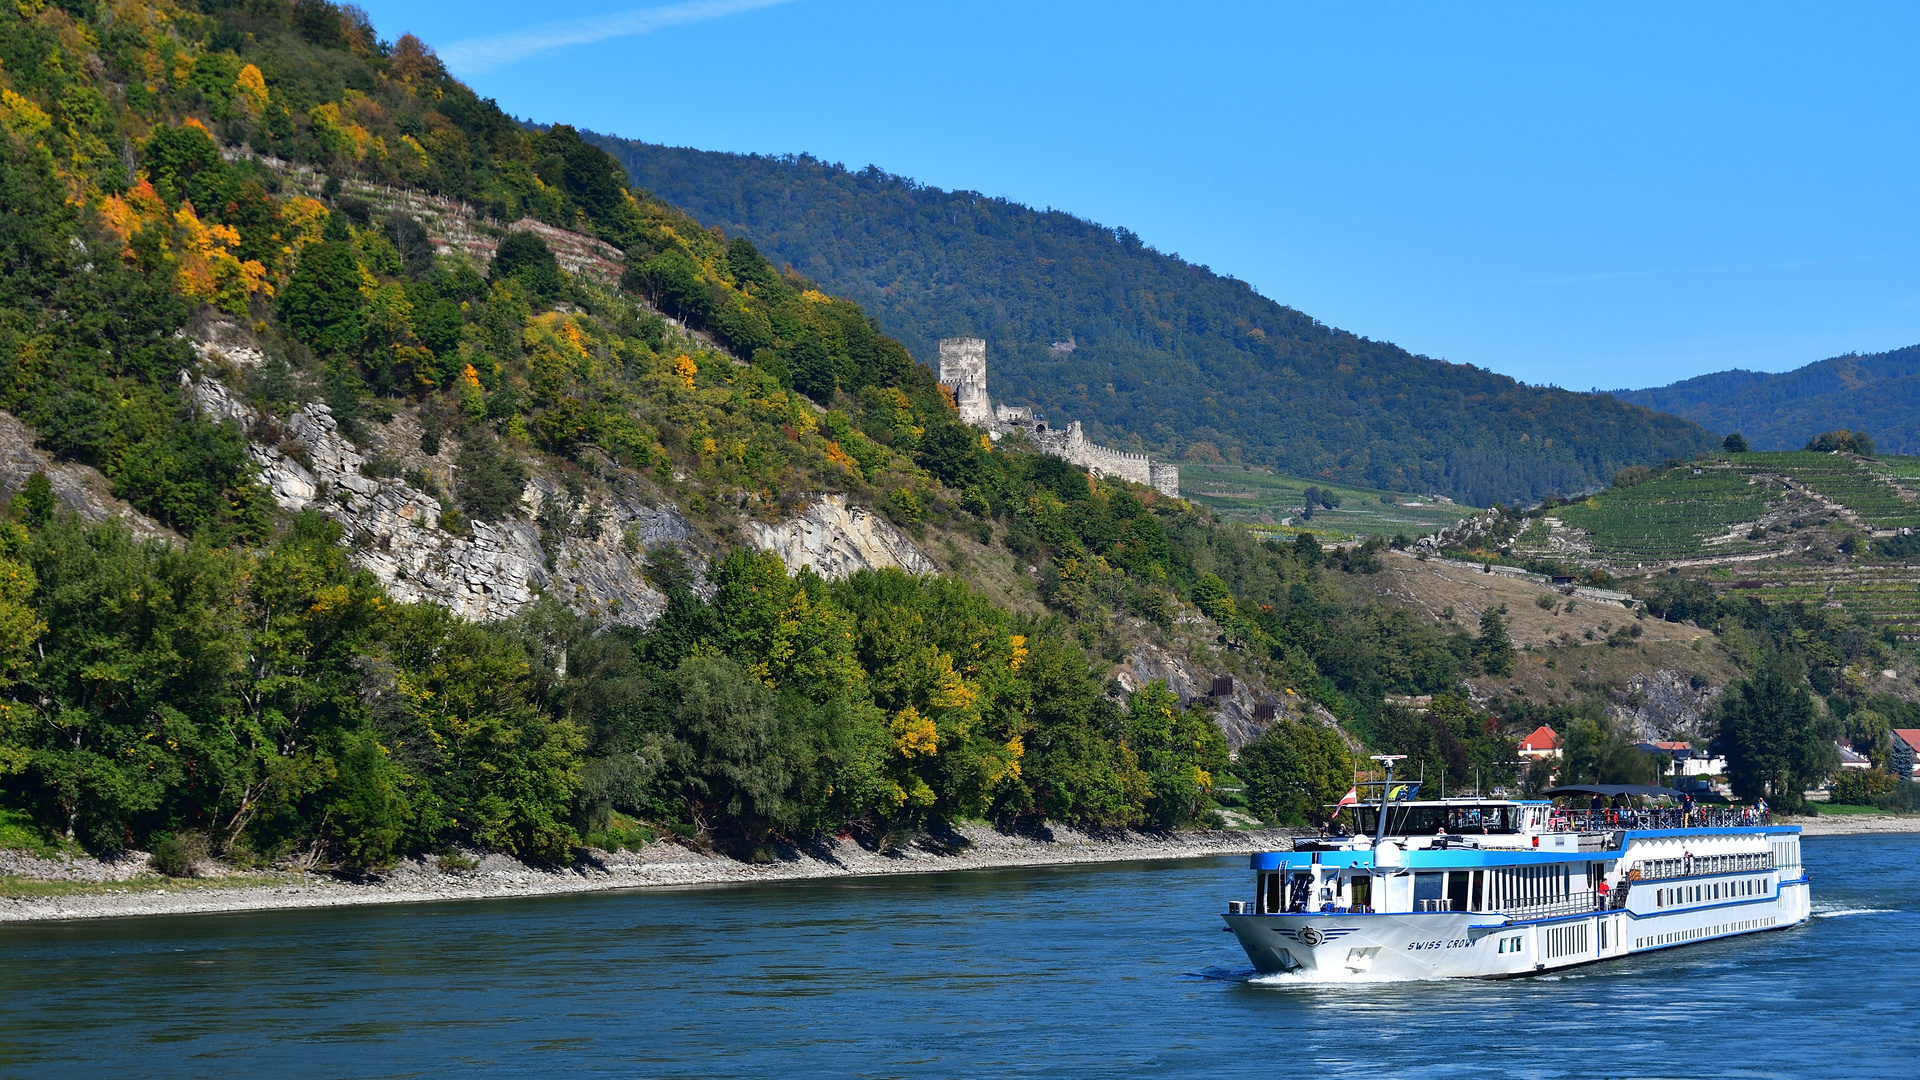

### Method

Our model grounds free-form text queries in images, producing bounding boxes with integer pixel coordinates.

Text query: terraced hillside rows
[1719,566,1920,640]
[1732,453,1920,531]
[1178,463,1481,542]
[1549,470,1778,563]
[1487,451,1920,643]
[1508,452,1920,571]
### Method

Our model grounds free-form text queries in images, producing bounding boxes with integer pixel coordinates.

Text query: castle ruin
[937,338,1180,498]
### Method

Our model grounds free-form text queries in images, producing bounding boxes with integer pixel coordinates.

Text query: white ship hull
[1223,794,1810,982]
[1225,873,1809,980]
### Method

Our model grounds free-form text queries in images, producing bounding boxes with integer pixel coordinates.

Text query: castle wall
[943,339,1180,498]
[1149,461,1181,498]
[937,338,994,427]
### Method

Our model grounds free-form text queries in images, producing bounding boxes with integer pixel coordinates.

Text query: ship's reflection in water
[2,835,1914,1078]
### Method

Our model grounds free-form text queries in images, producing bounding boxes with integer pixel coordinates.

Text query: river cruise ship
[1222,772,1809,980]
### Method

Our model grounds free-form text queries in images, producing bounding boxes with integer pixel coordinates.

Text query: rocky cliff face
[1608,668,1722,741]
[746,495,935,579]
[1110,640,1320,748]
[169,320,934,624]
[0,410,175,542]
[188,371,684,624]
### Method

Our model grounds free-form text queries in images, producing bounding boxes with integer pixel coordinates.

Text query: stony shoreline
[7,814,1913,925]
[0,825,1305,924]
[1782,813,1920,836]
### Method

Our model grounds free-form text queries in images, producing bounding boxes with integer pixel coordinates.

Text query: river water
[3,833,1916,1079]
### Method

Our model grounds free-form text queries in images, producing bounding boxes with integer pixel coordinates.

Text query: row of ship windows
[1542,923,1590,960]
[1654,878,1769,907]
[1635,917,1775,948]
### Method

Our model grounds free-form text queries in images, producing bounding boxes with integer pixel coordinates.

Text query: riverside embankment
[0,825,1304,923]
[8,814,1914,924]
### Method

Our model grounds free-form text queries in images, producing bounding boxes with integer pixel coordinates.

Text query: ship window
[1447,871,1470,913]
[1414,873,1444,909]
[1471,870,1484,912]
[1350,875,1371,910]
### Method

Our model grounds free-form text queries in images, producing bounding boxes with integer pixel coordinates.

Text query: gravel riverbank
[1784,813,1920,836]
[1,825,1305,924]
[9,814,1910,924]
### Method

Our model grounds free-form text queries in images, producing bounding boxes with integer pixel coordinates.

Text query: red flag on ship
[1338,787,1358,807]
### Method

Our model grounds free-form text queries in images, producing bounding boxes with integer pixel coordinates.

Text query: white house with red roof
[1517,725,1561,761]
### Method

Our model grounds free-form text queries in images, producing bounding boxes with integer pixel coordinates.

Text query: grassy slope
[1178,462,1482,541]
[1365,551,1735,714]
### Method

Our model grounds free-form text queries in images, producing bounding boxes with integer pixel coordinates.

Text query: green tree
[1474,607,1513,676]
[214,513,384,852]
[13,518,244,844]
[13,473,55,527]
[1716,659,1837,811]
[670,655,808,844]
[490,231,563,300]
[1558,707,1659,785]
[456,437,529,521]
[1236,719,1350,825]
[278,238,367,356]
[1124,681,1228,828]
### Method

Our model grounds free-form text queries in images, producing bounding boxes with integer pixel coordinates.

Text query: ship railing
[1546,808,1770,833]
[1412,896,1609,919]
[1493,896,1610,921]
[1631,852,1774,882]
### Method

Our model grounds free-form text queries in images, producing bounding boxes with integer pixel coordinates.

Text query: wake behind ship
[1222,770,1808,980]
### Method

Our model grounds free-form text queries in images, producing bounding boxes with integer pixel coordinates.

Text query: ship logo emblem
[1276,927,1355,947]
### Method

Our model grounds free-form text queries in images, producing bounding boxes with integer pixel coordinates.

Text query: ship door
[1447,872,1470,913]
[1350,875,1372,912]
[1470,870,1485,911]
[1288,872,1314,912]
[1264,872,1282,914]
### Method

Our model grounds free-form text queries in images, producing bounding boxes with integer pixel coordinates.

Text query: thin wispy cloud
[440,0,797,74]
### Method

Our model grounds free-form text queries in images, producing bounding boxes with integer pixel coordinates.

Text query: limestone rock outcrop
[0,410,176,542]
[746,494,935,579]
[189,375,687,625]
[1110,640,1309,748]
[1608,668,1721,741]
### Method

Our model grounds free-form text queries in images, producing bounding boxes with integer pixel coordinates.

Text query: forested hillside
[0,0,1549,868]
[588,137,1716,506]
[2,2,1904,876]
[1615,345,1920,453]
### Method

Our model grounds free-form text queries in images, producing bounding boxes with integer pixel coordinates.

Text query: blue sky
[355,1,1920,391]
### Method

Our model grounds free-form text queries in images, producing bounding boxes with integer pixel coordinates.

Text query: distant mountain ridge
[1615,345,1920,453]
[587,136,1715,506]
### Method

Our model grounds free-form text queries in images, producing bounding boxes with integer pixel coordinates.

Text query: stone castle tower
[937,338,994,427]
[936,338,1179,498]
